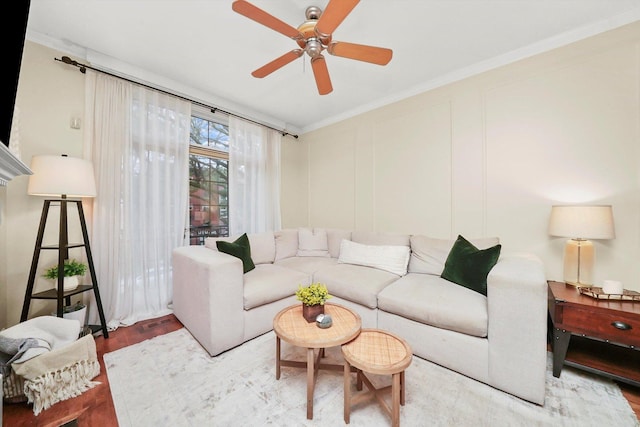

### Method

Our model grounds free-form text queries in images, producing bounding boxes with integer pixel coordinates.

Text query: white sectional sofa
[172,228,548,405]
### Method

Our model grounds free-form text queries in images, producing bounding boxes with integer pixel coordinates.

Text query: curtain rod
[54,56,299,139]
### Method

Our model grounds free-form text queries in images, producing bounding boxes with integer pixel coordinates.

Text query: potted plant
[43,259,88,292]
[295,282,332,322]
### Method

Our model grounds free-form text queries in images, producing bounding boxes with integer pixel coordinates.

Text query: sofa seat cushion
[377,273,488,337]
[243,264,310,310]
[314,264,400,309]
[274,256,339,275]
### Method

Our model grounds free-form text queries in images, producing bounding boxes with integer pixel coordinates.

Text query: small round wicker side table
[341,328,413,427]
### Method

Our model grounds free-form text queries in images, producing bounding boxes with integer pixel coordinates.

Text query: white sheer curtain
[228,117,282,236]
[84,71,191,330]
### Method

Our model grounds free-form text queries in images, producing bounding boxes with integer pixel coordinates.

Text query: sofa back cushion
[247,232,276,264]
[297,227,330,257]
[351,231,410,247]
[409,235,499,275]
[327,229,352,258]
[274,229,298,261]
[275,228,353,260]
[205,231,275,265]
[204,236,230,254]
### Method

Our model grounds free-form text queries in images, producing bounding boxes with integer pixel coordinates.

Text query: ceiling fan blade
[315,0,360,37]
[328,41,393,65]
[311,55,333,95]
[251,49,303,78]
[232,0,301,40]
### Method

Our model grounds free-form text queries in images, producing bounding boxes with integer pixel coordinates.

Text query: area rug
[104,328,638,427]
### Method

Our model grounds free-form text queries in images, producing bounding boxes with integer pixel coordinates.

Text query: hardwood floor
[3,314,639,426]
[3,315,183,427]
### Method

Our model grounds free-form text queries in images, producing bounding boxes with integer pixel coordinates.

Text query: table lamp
[548,205,615,287]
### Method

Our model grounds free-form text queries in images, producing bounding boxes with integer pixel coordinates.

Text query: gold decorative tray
[578,286,640,302]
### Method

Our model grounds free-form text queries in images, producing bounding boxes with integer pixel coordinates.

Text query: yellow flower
[295,283,332,306]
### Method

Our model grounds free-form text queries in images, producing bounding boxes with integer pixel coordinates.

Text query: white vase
[62,276,80,291]
[63,306,87,324]
[51,304,87,325]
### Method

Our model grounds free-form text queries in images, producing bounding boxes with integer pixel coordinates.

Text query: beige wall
[3,23,640,328]
[1,41,86,329]
[280,136,309,228]
[295,22,640,291]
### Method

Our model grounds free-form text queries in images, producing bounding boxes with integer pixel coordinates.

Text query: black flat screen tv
[1,0,31,147]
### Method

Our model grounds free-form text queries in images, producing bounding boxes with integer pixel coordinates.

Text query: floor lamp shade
[548,205,615,286]
[27,155,96,198]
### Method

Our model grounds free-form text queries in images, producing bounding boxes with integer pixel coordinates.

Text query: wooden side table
[342,329,412,427]
[547,280,640,386]
[273,303,361,420]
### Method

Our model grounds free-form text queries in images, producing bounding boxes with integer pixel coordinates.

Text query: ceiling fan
[232,0,392,95]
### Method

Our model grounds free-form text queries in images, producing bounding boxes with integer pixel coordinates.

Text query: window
[189,106,229,245]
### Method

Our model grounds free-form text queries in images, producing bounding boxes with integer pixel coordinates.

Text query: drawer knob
[611,321,632,331]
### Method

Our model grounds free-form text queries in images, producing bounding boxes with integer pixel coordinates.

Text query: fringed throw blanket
[1,315,88,406]
[12,334,100,415]
[0,315,82,374]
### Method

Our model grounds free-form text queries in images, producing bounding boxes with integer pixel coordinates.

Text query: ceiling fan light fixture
[305,39,323,58]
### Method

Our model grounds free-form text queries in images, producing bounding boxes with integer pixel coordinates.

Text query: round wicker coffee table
[273,302,361,420]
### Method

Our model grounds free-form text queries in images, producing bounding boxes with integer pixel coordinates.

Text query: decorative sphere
[316,313,332,328]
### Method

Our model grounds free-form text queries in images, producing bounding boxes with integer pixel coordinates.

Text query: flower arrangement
[43,259,88,279]
[295,282,332,307]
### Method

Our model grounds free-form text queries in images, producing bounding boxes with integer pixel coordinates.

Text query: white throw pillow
[296,228,330,257]
[338,239,410,276]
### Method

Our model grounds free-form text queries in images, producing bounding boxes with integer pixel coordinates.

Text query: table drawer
[562,307,640,348]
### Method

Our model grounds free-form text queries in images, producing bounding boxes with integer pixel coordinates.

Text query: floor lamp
[548,205,615,287]
[21,154,109,337]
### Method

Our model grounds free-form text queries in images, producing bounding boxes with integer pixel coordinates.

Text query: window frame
[188,105,230,244]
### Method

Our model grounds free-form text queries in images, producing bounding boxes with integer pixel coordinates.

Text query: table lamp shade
[548,205,615,240]
[27,155,96,198]
[548,205,615,286]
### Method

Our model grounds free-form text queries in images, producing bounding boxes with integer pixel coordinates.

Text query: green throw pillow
[441,235,501,296]
[216,233,255,274]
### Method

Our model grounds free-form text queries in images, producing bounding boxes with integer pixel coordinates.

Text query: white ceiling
[26,0,640,134]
